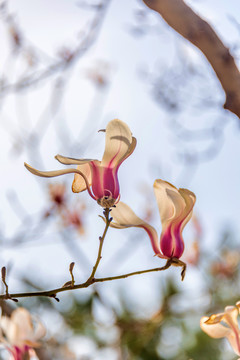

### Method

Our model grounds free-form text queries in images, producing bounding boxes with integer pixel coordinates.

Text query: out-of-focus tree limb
[143,0,240,120]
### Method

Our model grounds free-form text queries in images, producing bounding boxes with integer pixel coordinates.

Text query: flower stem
[88,207,112,280]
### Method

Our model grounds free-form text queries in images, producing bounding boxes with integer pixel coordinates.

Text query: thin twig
[88,207,112,279]
[0,209,185,301]
[0,258,181,301]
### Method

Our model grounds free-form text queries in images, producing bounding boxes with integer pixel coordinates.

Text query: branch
[0,207,112,301]
[142,0,240,119]
[0,208,186,301]
[0,261,173,301]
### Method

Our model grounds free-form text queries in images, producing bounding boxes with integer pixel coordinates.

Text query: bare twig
[0,257,183,301]
[1,267,18,302]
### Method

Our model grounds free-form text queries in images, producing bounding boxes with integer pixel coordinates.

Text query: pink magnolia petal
[200,316,231,339]
[159,225,173,258]
[110,202,161,256]
[200,305,240,357]
[171,225,185,258]
[153,180,186,233]
[91,161,104,199]
[24,163,85,179]
[178,189,196,232]
[25,163,95,200]
[153,180,196,259]
[101,119,133,168]
[227,331,240,356]
[154,180,186,258]
[116,136,137,169]
[90,161,120,201]
[55,154,97,165]
[223,306,240,356]
[170,189,196,258]
[100,138,136,200]
[11,309,33,341]
[204,312,225,325]
[0,317,18,345]
[72,163,92,193]
[103,166,119,199]
[0,308,46,352]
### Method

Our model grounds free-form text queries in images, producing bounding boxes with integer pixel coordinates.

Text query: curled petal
[11,308,33,340]
[117,136,137,168]
[72,163,92,193]
[200,316,231,339]
[24,163,95,200]
[224,306,240,356]
[0,317,17,345]
[110,202,162,256]
[154,180,185,258]
[25,119,135,208]
[55,154,97,165]
[24,163,80,178]
[178,189,196,231]
[153,180,196,259]
[153,180,185,231]
[101,119,133,168]
[200,304,240,356]
[0,308,46,349]
[170,188,196,258]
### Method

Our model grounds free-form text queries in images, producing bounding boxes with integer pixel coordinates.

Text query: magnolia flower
[0,307,46,360]
[200,302,240,359]
[109,179,196,260]
[25,119,136,208]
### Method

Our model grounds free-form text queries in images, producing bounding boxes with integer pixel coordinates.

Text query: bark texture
[143,0,240,119]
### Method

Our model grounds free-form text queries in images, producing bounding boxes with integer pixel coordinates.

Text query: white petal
[55,154,97,165]
[101,119,133,168]
[72,163,92,193]
[153,179,185,231]
[24,163,81,178]
[11,308,33,340]
[110,202,161,255]
[200,316,230,339]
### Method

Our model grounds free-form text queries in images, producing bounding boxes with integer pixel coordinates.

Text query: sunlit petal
[153,180,196,259]
[154,180,186,258]
[116,136,137,168]
[201,304,240,357]
[178,189,196,231]
[24,163,81,178]
[25,163,95,200]
[101,119,133,168]
[170,188,196,258]
[0,317,17,345]
[110,202,162,256]
[55,154,96,165]
[153,180,185,229]
[0,308,46,353]
[11,308,33,340]
[200,316,230,338]
[224,306,240,356]
[72,163,92,193]
[25,119,135,208]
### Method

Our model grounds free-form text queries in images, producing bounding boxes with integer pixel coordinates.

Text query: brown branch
[0,261,173,301]
[0,206,186,301]
[143,0,240,119]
